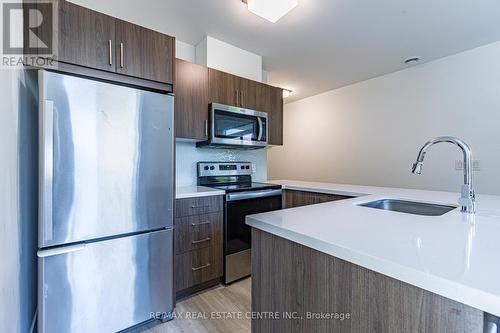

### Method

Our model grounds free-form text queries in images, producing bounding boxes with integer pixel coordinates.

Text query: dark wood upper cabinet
[208,68,238,106]
[46,1,174,87]
[115,20,174,84]
[268,86,284,145]
[174,59,209,140]
[58,0,116,72]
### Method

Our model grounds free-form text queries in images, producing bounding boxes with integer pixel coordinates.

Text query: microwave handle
[257,117,263,141]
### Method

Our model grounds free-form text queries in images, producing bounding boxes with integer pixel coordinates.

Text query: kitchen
[1,0,500,332]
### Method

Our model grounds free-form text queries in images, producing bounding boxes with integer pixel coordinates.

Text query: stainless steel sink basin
[357,199,456,216]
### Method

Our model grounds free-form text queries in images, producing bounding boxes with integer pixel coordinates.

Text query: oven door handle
[226,189,282,202]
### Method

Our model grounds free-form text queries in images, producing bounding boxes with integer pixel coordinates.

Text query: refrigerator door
[39,70,174,247]
[38,229,174,333]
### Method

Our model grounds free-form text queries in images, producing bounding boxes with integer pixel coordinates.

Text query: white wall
[176,141,268,186]
[196,36,263,82]
[269,41,500,195]
[175,40,196,63]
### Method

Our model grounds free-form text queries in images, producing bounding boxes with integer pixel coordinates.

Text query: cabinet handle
[191,237,211,244]
[240,91,243,106]
[235,90,239,106]
[120,43,124,68]
[108,40,112,65]
[191,220,211,226]
[192,263,211,271]
[204,119,208,138]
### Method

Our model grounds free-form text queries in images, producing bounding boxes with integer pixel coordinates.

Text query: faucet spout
[411,136,475,214]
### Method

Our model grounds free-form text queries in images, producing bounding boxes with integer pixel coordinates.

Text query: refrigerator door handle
[38,243,86,258]
[42,99,54,242]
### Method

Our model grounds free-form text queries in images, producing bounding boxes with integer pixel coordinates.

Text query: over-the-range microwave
[197,103,268,149]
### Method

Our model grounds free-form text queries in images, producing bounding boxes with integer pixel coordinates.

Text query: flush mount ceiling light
[242,0,298,23]
[282,89,292,98]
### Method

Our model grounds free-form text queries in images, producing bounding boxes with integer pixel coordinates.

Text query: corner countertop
[175,186,225,199]
[246,180,500,316]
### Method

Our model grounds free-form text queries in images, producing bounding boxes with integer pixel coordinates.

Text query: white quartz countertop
[175,186,225,199]
[246,180,500,316]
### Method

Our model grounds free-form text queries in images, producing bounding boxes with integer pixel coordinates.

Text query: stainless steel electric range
[197,162,282,284]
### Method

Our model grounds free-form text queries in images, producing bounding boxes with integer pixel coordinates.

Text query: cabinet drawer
[175,212,222,254]
[175,196,223,217]
[175,245,222,292]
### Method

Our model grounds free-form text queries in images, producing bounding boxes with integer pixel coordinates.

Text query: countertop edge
[175,186,225,200]
[175,192,225,199]
[247,216,500,317]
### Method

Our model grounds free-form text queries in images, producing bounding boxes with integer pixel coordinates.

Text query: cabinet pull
[191,237,211,244]
[192,263,211,271]
[204,119,208,138]
[191,221,211,226]
[235,90,239,106]
[240,91,243,106]
[108,40,112,65]
[191,204,209,209]
[120,43,124,68]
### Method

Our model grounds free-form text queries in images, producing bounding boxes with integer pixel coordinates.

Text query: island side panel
[251,229,483,333]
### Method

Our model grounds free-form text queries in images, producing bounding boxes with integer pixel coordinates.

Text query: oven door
[225,189,282,255]
[224,189,282,283]
[211,103,268,148]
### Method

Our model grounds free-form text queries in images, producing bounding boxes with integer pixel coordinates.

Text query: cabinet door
[115,19,174,84]
[174,59,209,140]
[268,87,284,145]
[254,81,272,112]
[284,190,353,208]
[58,0,115,72]
[237,77,258,110]
[208,68,238,106]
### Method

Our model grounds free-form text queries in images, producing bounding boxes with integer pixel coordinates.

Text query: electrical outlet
[455,160,480,171]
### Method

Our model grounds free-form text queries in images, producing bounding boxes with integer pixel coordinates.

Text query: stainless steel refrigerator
[37,70,174,333]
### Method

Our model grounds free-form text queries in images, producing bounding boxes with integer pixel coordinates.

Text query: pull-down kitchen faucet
[412,136,475,214]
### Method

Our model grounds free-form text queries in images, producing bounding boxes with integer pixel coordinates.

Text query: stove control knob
[204,166,209,171]
[241,166,245,170]
[210,166,215,170]
[246,166,250,170]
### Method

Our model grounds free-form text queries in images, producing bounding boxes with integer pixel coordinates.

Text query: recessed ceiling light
[282,89,292,98]
[242,0,298,23]
[404,56,421,65]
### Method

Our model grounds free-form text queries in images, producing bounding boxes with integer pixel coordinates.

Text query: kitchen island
[247,180,500,333]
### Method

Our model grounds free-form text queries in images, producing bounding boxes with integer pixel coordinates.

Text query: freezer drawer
[39,70,174,247]
[38,229,173,333]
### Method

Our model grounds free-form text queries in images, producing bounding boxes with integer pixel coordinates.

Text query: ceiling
[73,0,500,102]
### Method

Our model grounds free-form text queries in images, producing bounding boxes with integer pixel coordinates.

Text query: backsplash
[176,140,268,186]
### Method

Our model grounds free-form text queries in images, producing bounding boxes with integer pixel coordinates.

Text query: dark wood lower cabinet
[175,212,222,254]
[175,244,223,295]
[175,195,223,218]
[284,189,354,208]
[251,229,484,333]
[174,196,224,299]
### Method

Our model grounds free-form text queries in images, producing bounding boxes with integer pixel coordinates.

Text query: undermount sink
[357,199,456,216]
